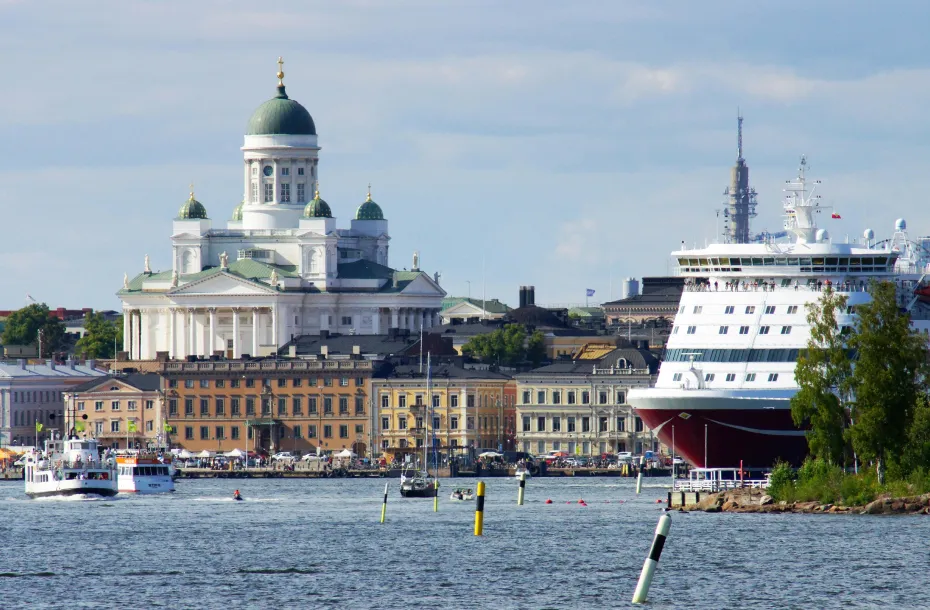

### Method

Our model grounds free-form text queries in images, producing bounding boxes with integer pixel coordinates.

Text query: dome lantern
[177,185,208,219]
[355,184,385,220]
[245,57,316,136]
[303,187,332,218]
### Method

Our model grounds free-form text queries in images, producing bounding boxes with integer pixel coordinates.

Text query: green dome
[231,201,244,221]
[303,189,332,218]
[355,190,384,220]
[177,191,208,219]
[246,85,316,136]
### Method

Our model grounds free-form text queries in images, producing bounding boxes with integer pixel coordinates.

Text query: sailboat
[400,352,439,498]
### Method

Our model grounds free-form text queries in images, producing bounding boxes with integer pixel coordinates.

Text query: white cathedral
[119,61,445,360]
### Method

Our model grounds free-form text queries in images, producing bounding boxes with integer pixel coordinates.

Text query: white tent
[196,450,216,459]
[224,448,246,458]
[335,449,356,458]
[178,449,194,459]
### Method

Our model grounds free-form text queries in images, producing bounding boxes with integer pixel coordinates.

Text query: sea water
[0,477,926,609]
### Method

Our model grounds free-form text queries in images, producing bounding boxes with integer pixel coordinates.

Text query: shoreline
[683,488,930,515]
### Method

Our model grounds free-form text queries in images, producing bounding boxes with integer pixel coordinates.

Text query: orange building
[160,359,374,456]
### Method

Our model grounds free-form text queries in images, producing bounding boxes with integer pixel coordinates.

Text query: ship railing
[673,478,770,492]
[684,281,876,294]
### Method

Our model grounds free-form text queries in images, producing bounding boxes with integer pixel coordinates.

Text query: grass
[768,459,930,506]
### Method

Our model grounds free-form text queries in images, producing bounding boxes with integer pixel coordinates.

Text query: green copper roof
[355,191,384,220]
[177,193,208,219]
[246,85,316,136]
[303,192,332,218]
[231,201,243,221]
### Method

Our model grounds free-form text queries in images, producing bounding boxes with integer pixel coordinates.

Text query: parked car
[272,452,295,461]
[301,454,321,461]
[617,452,633,462]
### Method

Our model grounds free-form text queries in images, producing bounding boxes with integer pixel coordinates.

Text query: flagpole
[35,419,38,450]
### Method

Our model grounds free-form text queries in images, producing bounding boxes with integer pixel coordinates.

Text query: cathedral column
[390,308,399,329]
[372,308,381,335]
[252,308,260,356]
[168,308,176,359]
[416,309,424,331]
[271,305,278,347]
[232,309,241,359]
[407,309,415,331]
[320,310,330,332]
[122,311,130,353]
[188,309,197,357]
[177,308,187,359]
[208,308,217,356]
[127,311,136,360]
[139,310,149,360]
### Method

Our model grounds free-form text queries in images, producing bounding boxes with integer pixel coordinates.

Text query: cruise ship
[628,132,930,468]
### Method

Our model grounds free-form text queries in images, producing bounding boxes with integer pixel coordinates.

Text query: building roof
[177,192,208,220]
[303,191,332,218]
[602,277,684,309]
[246,84,316,136]
[506,305,570,329]
[337,259,395,280]
[568,307,605,318]
[231,201,244,221]
[441,297,512,314]
[0,360,105,379]
[119,260,297,295]
[385,363,511,380]
[521,347,659,376]
[69,373,162,393]
[282,332,421,358]
[355,191,384,220]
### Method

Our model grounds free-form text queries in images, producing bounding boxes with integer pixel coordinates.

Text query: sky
[3,0,930,310]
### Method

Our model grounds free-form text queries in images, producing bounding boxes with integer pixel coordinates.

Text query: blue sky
[3,1,930,310]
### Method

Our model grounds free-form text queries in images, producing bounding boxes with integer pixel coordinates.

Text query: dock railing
[672,467,770,492]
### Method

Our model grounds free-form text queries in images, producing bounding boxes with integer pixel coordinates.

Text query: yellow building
[372,363,514,458]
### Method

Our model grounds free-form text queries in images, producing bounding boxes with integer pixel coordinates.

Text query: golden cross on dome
[189,183,195,200]
[367,183,372,202]
[277,57,285,86]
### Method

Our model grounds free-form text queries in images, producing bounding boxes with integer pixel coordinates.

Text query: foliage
[767,458,930,506]
[462,324,544,367]
[900,395,930,476]
[0,303,65,357]
[75,312,123,359]
[791,287,851,464]
[846,280,927,483]
[766,461,795,500]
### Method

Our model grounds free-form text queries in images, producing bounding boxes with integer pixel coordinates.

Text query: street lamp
[261,384,275,454]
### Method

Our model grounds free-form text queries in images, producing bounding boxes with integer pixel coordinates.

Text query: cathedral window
[281,183,291,202]
[264,183,273,202]
[251,166,257,176]
[251,182,258,203]
[297,183,306,203]
[298,167,305,176]
[281,167,290,176]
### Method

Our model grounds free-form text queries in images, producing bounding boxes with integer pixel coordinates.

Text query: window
[264,183,273,202]
[216,398,225,416]
[467,395,475,408]
[764,305,776,314]
[567,391,576,405]
[297,167,304,176]
[552,391,561,405]
[277,378,287,388]
[552,417,561,432]
[340,377,349,387]
[184,399,194,415]
[672,373,682,381]
[768,373,779,382]
[200,426,209,440]
[324,397,333,414]
[450,416,459,430]
[704,373,715,382]
[432,416,440,430]
[293,397,303,415]
[616,391,626,404]
[231,379,240,388]
[780,326,792,335]
[246,398,255,415]
[745,373,756,382]
[381,395,390,409]
[200,379,210,389]
[745,306,756,314]
[356,377,365,387]
[687,326,696,334]
[719,326,728,335]
[280,183,291,202]
[726,373,736,382]
[599,391,608,405]
[293,425,302,439]
[95,401,104,412]
[581,417,590,433]
[739,326,750,335]
[759,326,770,335]
[339,397,348,414]
[341,316,352,326]
[250,182,258,203]
[278,398,287,416]
[398,394,407,408]
[522,416,531,432]
[536,390,545,404]
[379,417,390,431]
[679,306,685,314]
[355,396,365,415]
[567,417,576,433]
[215,426,225,440]
[599,417,608,433]
[635,417,644,432]
[185,426,194,440]
[356,424,364,435]
[323,425,332,438]
[537,417,546,432]
[522,391,530,404]
[450,395,459,408]
[308,397,318,414]
[169,399,178,416]
[339,425,348,439]
[200,399,209,416]
[693,306,703,314]
[308,425,317,438]
[127,401,137,411]
[432,394,441,408]
[245,379,255,388]
[168,379,178,388]
[215,379,225,388]
[111,401,120,411]
[787,305,799,314]
[617,417,625,432]
[581,391,590,404]
[724,306,735,314]
[673,326,679,334]
[110,421,120,433]
[399,417,407,430]
[281,167,290,176]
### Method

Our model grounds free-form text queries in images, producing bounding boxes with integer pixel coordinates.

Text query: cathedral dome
[177,190,208,219]
[303,189,332,218]
[355,189,384,220]
[246,85,316,136]
[231,201,244,221]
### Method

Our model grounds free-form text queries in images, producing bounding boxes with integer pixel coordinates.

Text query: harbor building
[118,59,445,361]
[159,359,375,456]
[440,297,512,324]
[372,363,515,458]
[0,360,105,447]
[64,374,166,450]
[514,345,659,456]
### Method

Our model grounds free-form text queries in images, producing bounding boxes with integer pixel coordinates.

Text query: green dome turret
[246,58,316,136]
[303,187,332,218]
[231,201,244,221]
[355,187,384,220]
[177,187,208,220]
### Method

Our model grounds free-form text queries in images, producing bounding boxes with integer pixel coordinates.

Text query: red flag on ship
[831,212,841,219]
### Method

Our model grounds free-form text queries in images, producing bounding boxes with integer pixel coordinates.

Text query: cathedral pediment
[170,272,276,296]
[397,273,446,296]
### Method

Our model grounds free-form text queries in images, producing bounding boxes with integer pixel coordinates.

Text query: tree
[846,280,927,484]
[1,303,65,357]
[75,312,123,359]
[526,329,546,366]
[791,287,851,464]
[462,324,540,367]
[901,395,930,475]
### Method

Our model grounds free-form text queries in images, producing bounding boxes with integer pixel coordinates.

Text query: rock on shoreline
[685,488,930,515]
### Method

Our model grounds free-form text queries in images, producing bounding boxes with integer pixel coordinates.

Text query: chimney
[518,286,527,309]
[320,345,328,358]
[18,359,25,370]
[47,359,55,371]
[527,286,535,306]
[353,345,361,356]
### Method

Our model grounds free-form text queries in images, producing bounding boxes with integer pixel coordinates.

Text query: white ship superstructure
[630,152,930,468]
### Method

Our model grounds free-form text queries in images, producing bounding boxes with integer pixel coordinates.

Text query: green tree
[791,287,851,464]
[901,395,930,475]
[75,312,123,359]
[462,324,538,367]
[846,280,927,484]
[526,329,546,366]
[1,303,65,357]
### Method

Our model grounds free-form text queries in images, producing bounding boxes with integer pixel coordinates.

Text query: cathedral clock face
[263,165,273,177]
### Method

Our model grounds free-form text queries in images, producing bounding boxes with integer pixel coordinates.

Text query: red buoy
[545,499,553,504]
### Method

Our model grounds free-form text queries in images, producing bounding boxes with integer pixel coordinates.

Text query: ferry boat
[23,437,117,498]
[116,455,175,494]
[628,138,930,468]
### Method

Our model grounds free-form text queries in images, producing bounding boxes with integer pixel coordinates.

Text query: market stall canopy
[196,450,216,459]
[479,451,503,458]
[335,449,356,458]
[224,448,246,458]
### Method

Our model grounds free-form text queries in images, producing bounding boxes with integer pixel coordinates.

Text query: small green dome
[231,201,244,221]
[355,190,384,220]
[177,190,208,219]
[246,85,316,136]
[303,189,332,218]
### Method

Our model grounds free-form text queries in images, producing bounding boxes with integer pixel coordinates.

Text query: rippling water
[1,476,926,609]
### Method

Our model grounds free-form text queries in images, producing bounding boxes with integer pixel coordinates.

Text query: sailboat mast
[425,351,431,474]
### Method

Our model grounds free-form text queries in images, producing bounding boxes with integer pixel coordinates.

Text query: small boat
[449,488,474,501]
[400,469,438,498]
[515,465,532,479]
[116,455,175,494]
[24,437,117,499]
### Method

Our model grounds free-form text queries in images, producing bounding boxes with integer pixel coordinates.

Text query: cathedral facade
[118,61,445,360]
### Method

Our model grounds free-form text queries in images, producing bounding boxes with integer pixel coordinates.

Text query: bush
[767,461,796,502]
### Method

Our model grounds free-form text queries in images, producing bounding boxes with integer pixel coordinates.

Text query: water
[1,477,926,609]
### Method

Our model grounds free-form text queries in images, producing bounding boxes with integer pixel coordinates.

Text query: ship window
[787,305,798,314]
[781,326,792,335]
[775,258,787,265]
[763,257,775,266]
[746,373,756,382]
[759,326,770,335]
[724,306,735,314]
[693,306,702,314]
[673,326,679,334]
[725,373,736,382]
[718,326,728,335]
[745,306,755,314]
[704,373,715,382]
[679,306,685,314]
[672,373,682,381]
[719,258,730,265]
[768,373,779,382]
[739,326,750,335]
[751,258,763,265]
[764,306,775,314]
[849,258,861,266]
[687,326,696,334]
[826,258,838,266]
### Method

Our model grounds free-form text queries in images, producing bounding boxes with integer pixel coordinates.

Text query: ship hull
[630,389,808,468]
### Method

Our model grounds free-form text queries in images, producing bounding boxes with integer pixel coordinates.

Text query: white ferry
[24,437,117,498]
[116,455,175,494]
[629,138,930,469]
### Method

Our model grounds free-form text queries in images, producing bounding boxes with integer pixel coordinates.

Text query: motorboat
[514,465,532,479]
[450,487,474,501]
[116,455,175,494]
[400,469,438,498]
[24,437,117,499]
